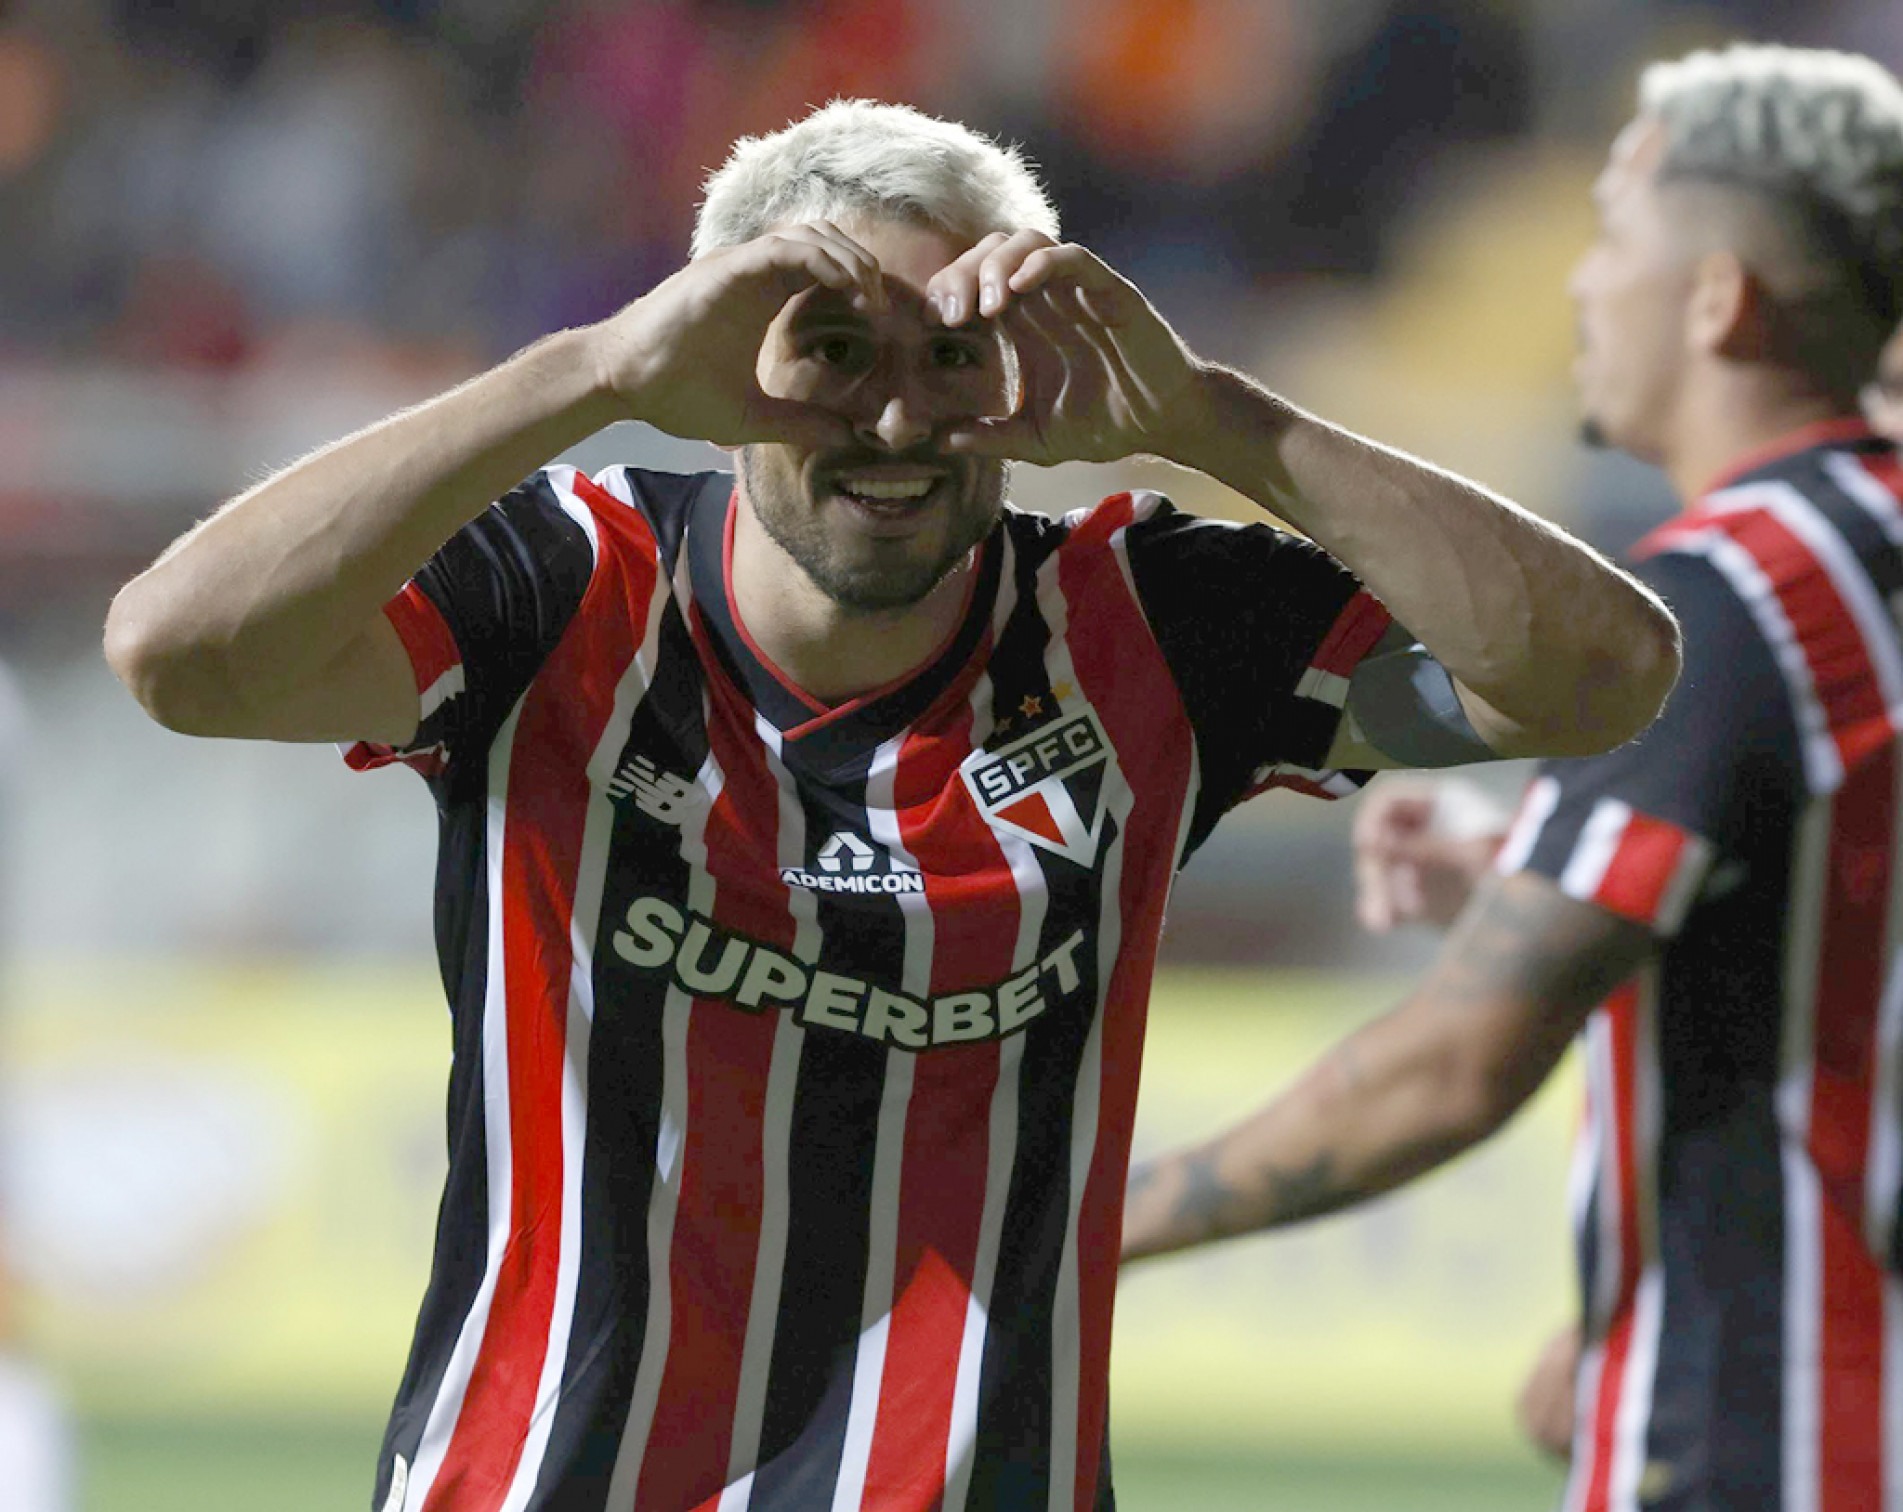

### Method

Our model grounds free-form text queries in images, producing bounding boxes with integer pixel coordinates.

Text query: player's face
[1567,118,1697,462]
[739,218,1012,613]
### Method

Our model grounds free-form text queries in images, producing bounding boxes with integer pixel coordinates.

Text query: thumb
[943,415,1043,460]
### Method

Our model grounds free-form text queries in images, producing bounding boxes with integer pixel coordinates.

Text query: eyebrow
[787,296,871,331]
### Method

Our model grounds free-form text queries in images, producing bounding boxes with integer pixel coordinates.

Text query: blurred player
[103,99,1675,1509]
[1122,43,1903,1510]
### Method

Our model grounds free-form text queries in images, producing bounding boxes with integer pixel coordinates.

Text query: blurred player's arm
[103,231,874,744]
[1120,869,1652,1261]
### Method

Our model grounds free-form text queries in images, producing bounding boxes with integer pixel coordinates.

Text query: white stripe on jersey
[606,667,727,1504]
[1584,1013,1624,1335]
[831,731,930,1512]
[944,710,1043,1501]
[1042,531,1125,1512]
[719,718,819,1508]
[1822,450,1903,550]
[1494,775,1561,876]
[1606,967,1664,1512]
[1561,1333,1611,1512]
[418,664,465,721]
[1652,833,1713,937]
[544,465,603,562]
[497,564,675,1508]
[399,703,527,1511]
[1558,797,1634,903]
[1777,795,1832,1512]
[1713,480,1903,725]
[1608,1269,1665,1512]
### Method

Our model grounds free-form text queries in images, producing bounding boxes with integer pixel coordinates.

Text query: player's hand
[925,232,1203,465]
[1352,775,1509,932]
[589,223,876,450]
[1516,1323,1579,1462]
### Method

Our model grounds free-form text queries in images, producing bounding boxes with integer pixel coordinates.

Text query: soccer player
[103,100,1676,1510]
[1121,44,1903,1511]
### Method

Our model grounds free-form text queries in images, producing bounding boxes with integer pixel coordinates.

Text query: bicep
[237,613,419,745]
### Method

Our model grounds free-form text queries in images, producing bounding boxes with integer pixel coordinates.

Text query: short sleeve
[343,467,598,796]
[1124,502,1391,854]
[1494,549,1800,936]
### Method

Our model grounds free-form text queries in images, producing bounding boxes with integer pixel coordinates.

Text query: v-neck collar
[686,483,1000,764]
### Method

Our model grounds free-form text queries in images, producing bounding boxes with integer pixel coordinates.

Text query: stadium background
[0,0,1893,1507]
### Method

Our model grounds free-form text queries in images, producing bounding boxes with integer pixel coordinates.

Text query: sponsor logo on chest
[961,707,1116,866]
[781,830,924,895]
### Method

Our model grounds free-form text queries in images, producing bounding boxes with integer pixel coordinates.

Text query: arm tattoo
[1167,1146,1350,1244]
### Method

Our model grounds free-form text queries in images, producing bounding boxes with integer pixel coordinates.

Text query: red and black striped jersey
[1496,422,1903,1512]
[347,466,1388,1512]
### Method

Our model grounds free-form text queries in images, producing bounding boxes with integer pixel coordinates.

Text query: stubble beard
[738,447,1009,614]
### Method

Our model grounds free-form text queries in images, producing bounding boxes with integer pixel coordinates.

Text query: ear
[1686,250,1764,360]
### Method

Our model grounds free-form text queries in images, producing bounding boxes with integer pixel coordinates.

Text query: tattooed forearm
[1122,871,1655,1264]
[1123,1144,1364,1260]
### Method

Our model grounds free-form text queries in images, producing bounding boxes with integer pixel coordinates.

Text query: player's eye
[931,338,984,370]
[808,334,870,369]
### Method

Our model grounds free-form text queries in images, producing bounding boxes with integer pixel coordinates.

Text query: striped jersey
[347,465,1389,1512]
[1496,421,1903,1512]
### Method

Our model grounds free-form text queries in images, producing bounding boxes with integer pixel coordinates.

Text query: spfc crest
[962,707,1115,866]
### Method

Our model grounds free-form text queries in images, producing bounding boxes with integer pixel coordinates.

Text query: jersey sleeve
[343,466,599,797]
[1494,548,1799,936]
[1123,500,1391,854]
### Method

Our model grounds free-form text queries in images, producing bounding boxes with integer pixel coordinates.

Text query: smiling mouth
[835,476,936,502]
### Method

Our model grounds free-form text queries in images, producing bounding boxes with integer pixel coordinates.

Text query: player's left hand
[925,232,1206,465]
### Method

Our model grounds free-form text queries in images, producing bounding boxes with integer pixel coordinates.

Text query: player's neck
[1664,367,1853,502]
[728,510,978,706]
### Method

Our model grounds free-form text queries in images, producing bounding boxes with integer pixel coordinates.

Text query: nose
[859,393,935,452]
[849,352,938,452]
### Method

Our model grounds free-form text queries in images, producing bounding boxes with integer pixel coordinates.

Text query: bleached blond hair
[1640,44,1903,389]
[691,99,1058,259]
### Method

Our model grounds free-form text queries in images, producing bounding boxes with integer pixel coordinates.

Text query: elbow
[1503,589,1683,760]
[1599,590,1683,748]
[103,580,230,735]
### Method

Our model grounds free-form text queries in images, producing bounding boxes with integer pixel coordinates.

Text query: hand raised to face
[923,231,1207,466]
[592,221,886,451]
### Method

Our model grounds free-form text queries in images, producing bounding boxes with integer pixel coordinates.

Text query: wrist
[1158,364,1302,508]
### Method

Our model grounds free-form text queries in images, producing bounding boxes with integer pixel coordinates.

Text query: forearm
[105,326,621,732]
[1121,873,1641,1264]
[1121,1012,1503,1263]
[1166,366,1680,756]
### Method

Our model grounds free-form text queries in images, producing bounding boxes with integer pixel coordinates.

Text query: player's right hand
[588,223,876,450]
[1352,775,1510,932]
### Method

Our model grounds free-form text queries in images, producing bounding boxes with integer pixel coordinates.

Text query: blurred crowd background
[0,0,1898,1507]
[7,0,1900,961]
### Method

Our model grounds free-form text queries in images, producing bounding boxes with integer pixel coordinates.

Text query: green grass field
[77,1417,1564,1511]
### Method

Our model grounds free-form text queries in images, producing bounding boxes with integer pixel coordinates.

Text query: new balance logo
[782,830,924,895]
[607,754,701,826]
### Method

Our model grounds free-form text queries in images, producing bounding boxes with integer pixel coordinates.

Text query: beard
[738,446,1008,613]
[1578,415,1610,449]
